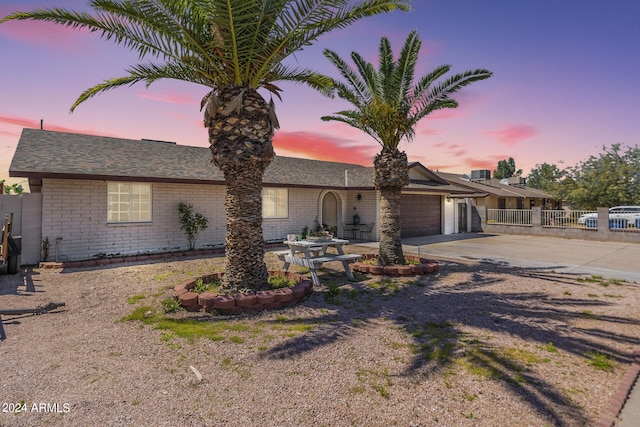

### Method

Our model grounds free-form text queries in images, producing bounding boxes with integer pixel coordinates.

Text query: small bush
[268,275,296,289]
[192,277,221,293]
[178,202,209,250]
[161,298,182,313]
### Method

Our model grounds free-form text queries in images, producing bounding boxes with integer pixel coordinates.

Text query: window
[108,183,151,222]
[262,188,288,218]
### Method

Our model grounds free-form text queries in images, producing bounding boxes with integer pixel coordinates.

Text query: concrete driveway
[354,233,640,283]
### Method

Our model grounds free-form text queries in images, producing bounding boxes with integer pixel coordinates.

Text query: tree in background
[0,180,24,195]
[526,162,566,196]
[561,144,640,209]
[319,30,491,265]
[493,157,522,179]
[2,0,409,293]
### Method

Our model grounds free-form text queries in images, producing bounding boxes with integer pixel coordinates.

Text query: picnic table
[275,238,361,286]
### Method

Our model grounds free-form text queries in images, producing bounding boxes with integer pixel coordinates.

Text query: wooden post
[1,213,12,260]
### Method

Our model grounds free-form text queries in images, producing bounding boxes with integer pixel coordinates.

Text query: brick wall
[40,180,348,261]
[41,179,226,261]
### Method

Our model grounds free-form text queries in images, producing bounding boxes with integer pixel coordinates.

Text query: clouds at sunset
[484,125,537,146]
[273,131,376,166]
[0,7,91,51]
[0,115,116,138]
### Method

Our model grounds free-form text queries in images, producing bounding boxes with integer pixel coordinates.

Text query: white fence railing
[487,209,532,226]
[542,210,595,230]
[488,209,640,233]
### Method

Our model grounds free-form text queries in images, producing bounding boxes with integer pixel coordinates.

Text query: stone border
[596,349,640,427]
[172,271,313,315]
[351,254,439,277]
[38,248,227,269]
[37,243,288,269]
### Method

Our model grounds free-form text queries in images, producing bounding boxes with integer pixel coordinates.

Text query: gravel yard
[1,247,638,426]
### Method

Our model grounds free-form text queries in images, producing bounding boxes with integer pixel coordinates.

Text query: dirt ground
[0,247,638,426]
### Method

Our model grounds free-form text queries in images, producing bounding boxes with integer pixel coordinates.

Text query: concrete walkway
[354,232,640,282]
[353,233,640,426]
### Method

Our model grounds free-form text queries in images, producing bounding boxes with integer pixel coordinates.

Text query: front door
[321,192,338,231]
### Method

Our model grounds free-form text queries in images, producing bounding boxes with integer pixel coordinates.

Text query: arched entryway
[320,191,339,231]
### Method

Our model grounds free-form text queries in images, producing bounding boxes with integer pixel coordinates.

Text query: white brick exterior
[40,179,381,261]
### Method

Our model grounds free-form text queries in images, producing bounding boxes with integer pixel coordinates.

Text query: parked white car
[577,206,640,225]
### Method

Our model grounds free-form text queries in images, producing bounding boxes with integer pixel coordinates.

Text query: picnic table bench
[275,238,361,285]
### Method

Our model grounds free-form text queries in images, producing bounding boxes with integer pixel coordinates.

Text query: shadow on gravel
[259,258,640,426]
[0,266,38,296]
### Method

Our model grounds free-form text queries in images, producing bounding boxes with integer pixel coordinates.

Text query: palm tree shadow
[259,259,640,425]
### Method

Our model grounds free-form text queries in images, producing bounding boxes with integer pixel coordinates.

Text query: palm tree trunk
[221,161,270,292]
[207,87,276,292]
[378,187,404,265]
[374,147,409,266]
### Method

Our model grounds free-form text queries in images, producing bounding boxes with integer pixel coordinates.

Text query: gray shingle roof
[10,129,374,188]
[437,171,553,199]
[10,129,481,195]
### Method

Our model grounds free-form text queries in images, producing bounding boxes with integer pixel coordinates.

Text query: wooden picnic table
[275,238,361,286]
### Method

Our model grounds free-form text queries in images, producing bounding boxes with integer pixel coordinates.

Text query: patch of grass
[349,385,366,394]
[544,342,558,353]
[268,276,296,289]
[355,368,392,398]
[461,392,478,402]
[286,323,314,332]
[587,293,599,298]
[119,306,159,323]
[580,310,600,320]
[603,294,624,299]
[191,277,221,294]
[228,335,245,344]
[584,351,614,372]
[563,291,572,296]
[366,278,400,294]
[161,297,182,313]
[324,282,342,304]
[577,275,627,287]
[501,347,544,366]
[153,272,176,282]
[408,321,458,363]
[126,294,146,304]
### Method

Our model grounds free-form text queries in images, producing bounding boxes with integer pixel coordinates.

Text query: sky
[2,0,640,190]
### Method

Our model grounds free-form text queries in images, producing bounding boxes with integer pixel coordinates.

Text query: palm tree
[320,30,492,265]
[1,0,410,292]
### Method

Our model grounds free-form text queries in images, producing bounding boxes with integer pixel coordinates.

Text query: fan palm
[321,30,492,265]
[2,0,410,292]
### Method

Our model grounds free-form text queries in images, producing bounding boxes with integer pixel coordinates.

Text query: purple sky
[2,0,640,189]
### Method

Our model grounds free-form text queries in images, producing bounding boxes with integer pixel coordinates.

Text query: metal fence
[488,208,640,232]
[542,210,595,230]
[487,209,532,226]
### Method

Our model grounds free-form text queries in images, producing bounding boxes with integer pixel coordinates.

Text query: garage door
[400,194,441,237]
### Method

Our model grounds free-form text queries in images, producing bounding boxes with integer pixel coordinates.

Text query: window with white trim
[108,182,151,222]
[262,188,288,218]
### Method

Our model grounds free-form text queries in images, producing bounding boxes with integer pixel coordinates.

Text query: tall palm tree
[320,30,492,265]
[2,0,410,292]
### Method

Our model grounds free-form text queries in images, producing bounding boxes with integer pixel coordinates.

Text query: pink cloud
[0,6,92,51]
[137,91,198,106]
[273,131,376,166]
[0,114,118,137]
[484,124,537,146]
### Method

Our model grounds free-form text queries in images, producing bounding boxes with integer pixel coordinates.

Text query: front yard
[0,248,638,426]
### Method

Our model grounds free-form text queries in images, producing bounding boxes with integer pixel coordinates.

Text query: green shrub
[268,275,296,289]
[178,202,209,250]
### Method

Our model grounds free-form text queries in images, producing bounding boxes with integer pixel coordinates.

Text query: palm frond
[393,29,420,103]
